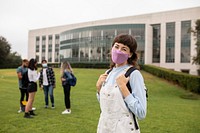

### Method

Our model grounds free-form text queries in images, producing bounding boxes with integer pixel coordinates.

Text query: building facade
[28,7,200,75]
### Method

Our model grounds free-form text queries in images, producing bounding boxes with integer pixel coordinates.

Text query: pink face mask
[111,49,129,64]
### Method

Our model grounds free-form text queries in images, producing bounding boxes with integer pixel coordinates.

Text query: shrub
[70,62,110,68]
[142,65,200,94]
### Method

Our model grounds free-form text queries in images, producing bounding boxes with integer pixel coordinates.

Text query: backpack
[64,72,77,86]
[107,67,148,99]
[107,66,148,130]
[22,71,29,88]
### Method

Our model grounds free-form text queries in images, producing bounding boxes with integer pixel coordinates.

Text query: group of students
[17,33,147,133]
[17,59,74,118]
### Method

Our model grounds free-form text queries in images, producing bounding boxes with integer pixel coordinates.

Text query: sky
[0,0,200,58]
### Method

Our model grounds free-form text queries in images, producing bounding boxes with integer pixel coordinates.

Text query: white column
[174,21,181,72]
[52,35,55,63]
[160,23,166,66]
[39,36,42,63]
[145,24,152,64]
[78,33,82,62]
[45,35,48,62]
[89,47,91,62]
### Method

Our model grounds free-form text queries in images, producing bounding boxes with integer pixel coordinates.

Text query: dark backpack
[107,67,148,98]
[107,67,148,130]
[22,71,29,88]
[64,72,77,86]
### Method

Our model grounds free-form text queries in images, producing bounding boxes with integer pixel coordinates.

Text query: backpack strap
[106,68,113,75]
[106,67,137,92]
[125,67,137,78]
[125,67,137,93]
[106,66,139,130]
[125,67,139,130]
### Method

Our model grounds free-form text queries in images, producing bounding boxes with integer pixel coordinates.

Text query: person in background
[24,58,40,118]
[39,60,56,109]
[16,59,29,113]
[60,61,73,114]
[96,34,147,133]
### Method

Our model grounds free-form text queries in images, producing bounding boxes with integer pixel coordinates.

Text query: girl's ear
[129,53,133,58]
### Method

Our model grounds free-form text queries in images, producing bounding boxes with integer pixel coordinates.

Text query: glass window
[55,51,59,62]
[36,45,39,52]
[35,55,39,62]
[48,35,52,45]
[166,22,175,63]
[42,36,46,54]
[42,36,46,43]
[73,32,79,39]
[48,52,52,62]
[35,36,40,52]
[48,44,52,52]
[117,29,129,35]
[55,34,59,44]
[42,52,45,60]
[59,24,145,63]
[36,36,40,45]
[47,35,53,62]
[152,24,161,63]
[92,29,101,37]
[181,21,191,63]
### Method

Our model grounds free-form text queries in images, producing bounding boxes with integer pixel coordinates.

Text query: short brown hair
[41,60,47,63]
[22,59,28,63]
[110,33,138,68]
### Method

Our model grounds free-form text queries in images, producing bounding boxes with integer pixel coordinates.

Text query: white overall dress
[97,69,140,133]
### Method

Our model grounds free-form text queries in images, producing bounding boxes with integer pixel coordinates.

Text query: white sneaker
[18,109,22,113]
[32,107,36,110]
[61,109,71,114]
[51,105,55,109]
[18,107,22,113]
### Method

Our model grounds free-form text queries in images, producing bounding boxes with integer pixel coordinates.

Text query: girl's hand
[116,74,129,87]
[96,73,108,93]
[116,74,130,97]
[61,78,66,81]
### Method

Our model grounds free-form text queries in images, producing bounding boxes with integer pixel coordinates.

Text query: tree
[191,19,200,75]
[0,36,11,65]
[5,52,22,68]
[0,36,22,68]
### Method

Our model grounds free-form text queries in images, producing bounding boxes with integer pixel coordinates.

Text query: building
[28,7,200,75]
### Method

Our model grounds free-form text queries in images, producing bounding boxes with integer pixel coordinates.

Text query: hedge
[43,62,110,69]
[142,65,200,94]
[70,62,110,68]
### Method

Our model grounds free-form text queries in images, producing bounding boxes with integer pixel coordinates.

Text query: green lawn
[0,68,199,133]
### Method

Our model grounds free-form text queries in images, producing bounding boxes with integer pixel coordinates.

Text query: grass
[0,68,200,133]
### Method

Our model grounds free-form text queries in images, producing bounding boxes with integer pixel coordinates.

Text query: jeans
[19,88,29,107]
[63,84,71,109]
[43,85,54,106]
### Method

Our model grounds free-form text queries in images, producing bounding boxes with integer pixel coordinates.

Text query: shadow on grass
[180,92,200,100]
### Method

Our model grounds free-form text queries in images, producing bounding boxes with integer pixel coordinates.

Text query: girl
[61,61,73,114]
[96,34,147,133]
[24,58,40,118]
